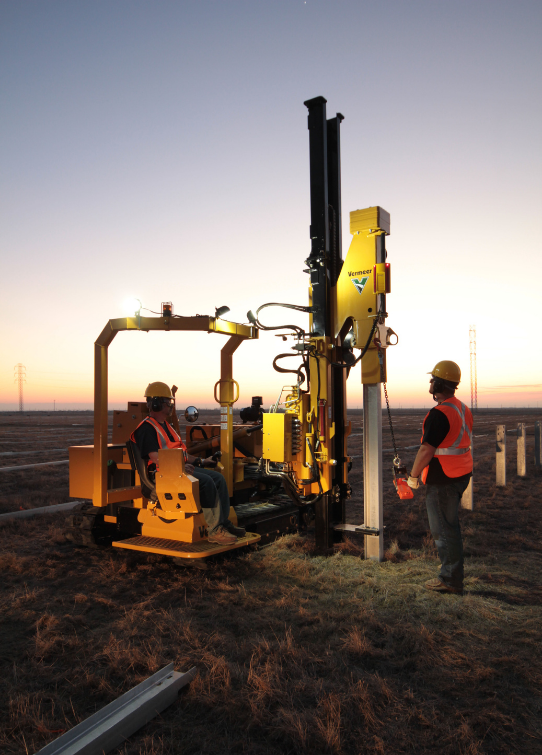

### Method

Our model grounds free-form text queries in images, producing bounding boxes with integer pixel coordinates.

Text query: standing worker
[407,362,473,595]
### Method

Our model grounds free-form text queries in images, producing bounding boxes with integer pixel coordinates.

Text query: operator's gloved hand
[407,475,420,489]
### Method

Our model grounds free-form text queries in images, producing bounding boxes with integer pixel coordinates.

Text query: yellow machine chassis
[82,313,261,558]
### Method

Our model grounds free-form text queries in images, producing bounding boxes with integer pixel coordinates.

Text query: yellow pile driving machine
[68,96,396,562]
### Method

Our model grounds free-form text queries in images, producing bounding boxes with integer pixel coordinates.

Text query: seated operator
[131,382,245,545]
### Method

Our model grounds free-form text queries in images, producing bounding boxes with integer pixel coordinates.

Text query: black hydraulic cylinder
[304,96,330,337]
[304,97,344,336]
[326,113,344,287]
[305,96,347,546]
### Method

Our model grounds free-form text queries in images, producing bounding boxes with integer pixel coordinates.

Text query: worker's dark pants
[425,478,470,588]
[191,468,230,532]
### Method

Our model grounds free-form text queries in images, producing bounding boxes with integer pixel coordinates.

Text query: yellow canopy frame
[93,314,258,507]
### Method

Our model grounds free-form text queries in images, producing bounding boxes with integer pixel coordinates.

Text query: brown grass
[0,410,541,753]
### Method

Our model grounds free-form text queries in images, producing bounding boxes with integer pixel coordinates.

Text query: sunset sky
[1,1,541,411]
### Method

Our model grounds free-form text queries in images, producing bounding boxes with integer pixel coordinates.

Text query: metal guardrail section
[0,460,69,472]
[0,500,84,522]
[36,663,197,755]
[0,442,93,456]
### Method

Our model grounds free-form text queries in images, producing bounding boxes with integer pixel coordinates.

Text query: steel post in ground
[535,420,541,468]
[363,384,383,561]
[461,436,473,510]
[517,423,526,477]
[496,425,506,487]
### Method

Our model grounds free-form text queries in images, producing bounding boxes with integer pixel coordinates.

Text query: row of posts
[461,420,541,511]
[496,420,542,486]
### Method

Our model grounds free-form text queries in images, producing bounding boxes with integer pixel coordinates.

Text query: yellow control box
[262,413,293,462]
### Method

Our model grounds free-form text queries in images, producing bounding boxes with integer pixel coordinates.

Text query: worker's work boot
[208,525,237,545]
[225,520,246,537]
[424,578,463,595]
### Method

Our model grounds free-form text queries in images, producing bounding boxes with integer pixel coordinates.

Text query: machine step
[333,523,382,537]
[112,532,260,558]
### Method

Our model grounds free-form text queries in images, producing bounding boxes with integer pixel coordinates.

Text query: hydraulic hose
[272,353,306,384]
[247,302,314,337]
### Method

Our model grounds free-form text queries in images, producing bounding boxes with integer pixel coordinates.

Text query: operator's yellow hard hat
[144,381,173,399]
[428,361,461,384]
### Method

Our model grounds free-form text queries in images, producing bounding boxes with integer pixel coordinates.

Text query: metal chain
[377,344,400,468]
[383,379,401,469]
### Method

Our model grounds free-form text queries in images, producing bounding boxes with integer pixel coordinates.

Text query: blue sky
[1,0,541,409]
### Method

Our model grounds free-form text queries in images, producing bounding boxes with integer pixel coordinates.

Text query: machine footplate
[112,532,260,558]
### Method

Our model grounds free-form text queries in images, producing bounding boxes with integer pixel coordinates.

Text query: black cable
[254,316,305,337]
[351,316,381,365]
[318,315,381,369]
[256,302,314,315]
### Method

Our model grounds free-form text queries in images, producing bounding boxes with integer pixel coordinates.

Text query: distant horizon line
[1,406,540,414]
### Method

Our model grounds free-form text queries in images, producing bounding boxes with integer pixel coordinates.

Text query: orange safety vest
[421,396,473,483]
[130,416,187,468]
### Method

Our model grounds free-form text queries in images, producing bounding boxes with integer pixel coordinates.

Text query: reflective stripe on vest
[434,446,470,456]
[130,416,187,463]
[434,400,472,456]
[420,397,473,482]
[145,417,182,447]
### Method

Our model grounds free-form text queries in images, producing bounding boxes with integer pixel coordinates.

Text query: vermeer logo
[351,276,369,294]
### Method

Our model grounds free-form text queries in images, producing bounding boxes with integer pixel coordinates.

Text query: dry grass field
[0,409,541,754]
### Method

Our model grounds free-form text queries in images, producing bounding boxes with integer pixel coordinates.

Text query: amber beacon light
[373,262,391,294]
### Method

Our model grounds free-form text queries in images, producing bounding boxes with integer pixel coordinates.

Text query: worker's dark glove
[407,475,420,489]
[202,458,217,468]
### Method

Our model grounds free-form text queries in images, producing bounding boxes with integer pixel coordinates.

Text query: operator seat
[126,440,158,502]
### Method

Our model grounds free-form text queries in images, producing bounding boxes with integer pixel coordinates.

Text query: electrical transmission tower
[14,363,26,412]
[469,326,477,413]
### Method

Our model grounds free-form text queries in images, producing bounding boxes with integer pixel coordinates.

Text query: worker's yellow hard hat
[144,381,173,399]
[428,361,461,384]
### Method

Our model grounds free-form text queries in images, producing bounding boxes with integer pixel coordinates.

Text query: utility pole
[14,363,26,412]
[469,325,477,413]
